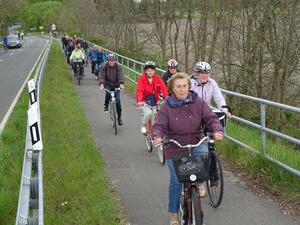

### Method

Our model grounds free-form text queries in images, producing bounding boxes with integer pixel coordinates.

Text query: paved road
[0,36,47,126]
[74,65,299,225]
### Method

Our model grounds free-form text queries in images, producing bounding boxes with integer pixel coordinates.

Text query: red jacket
[136,73,169,103]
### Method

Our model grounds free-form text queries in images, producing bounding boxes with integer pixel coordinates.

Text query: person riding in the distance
[162,59,179,85]
[99,53,125,126]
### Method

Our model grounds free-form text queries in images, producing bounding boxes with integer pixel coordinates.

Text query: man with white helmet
[191,61,232,118]
[162,59,178,85]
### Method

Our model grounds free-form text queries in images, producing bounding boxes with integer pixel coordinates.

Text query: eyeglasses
[196,71,209,74]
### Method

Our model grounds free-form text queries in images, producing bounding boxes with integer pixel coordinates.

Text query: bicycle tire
[190,186,204,225]
[110,102,117,135]
[77,75,81,85]
[156,144,165,164]
[144,135,153,152]
[206,151,224,208]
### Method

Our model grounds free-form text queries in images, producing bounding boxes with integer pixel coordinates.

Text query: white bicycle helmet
[194,61,211,73]
[167,59,178,68]
[144,61,156,69]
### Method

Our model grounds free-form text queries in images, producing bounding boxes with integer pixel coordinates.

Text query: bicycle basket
[172,154,209,183]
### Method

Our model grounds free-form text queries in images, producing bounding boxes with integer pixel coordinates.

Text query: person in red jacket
[136,61,169,134]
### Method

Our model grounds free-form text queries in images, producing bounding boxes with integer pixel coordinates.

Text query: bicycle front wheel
[144,135,153,152]
[110,102,117,135]
[190,186,204,225]
[156,144,165,164]
[206,151,224,208]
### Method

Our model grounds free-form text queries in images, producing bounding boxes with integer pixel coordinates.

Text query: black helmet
[143,61,156,70]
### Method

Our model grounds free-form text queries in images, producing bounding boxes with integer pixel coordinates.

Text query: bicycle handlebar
[163,136,209,148]
[104,88,121,94]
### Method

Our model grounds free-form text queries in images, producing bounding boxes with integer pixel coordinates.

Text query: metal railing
[86,41,300,177]
[15,39,51,225]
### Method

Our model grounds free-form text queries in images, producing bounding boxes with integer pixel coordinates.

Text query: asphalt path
[74,63,299,225]
[0,36,47,126]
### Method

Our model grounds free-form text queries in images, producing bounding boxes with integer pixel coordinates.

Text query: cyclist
[136,61,169,134]
[88,45,99,77]
[191,61,232,118]
[99,53,125,126]
[2,33,8,52]
[69,44,85,77]
[152,72,223,225]
[162,59,178,85]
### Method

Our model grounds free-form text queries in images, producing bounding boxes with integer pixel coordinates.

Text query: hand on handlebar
[153,137,162,145]
[137,102,145,107]
[225,112,232,119]
[99,84,104,91]
[214,132,223,141]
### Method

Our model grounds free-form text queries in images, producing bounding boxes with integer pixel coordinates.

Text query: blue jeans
[166,144,208,213]
[104,84,122,119]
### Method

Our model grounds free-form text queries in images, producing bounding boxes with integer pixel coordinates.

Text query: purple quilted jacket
[152,91,223,160]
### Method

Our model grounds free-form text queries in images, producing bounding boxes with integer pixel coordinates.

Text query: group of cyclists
[109,58,231,225]
[61,33,231,225]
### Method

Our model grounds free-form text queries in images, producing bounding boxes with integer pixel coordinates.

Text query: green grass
[41,41,122,225]
[0,89,28,224]
[218,120,300,201]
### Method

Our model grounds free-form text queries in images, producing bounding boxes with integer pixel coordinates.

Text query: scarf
[166,91,198,108]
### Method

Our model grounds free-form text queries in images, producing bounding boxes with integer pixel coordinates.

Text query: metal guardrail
[87,41,300,177]
[15,39,51,225]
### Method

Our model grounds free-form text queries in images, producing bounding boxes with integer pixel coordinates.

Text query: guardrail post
[260,103,266,154]
[127,59,130,77]
[133,62,136,81]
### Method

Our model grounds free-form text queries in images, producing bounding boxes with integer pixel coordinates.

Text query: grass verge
[0,90,28,224]
[218,121,300,202]
[41,42,122,224]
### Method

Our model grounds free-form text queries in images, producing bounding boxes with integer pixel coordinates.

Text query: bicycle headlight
[190,174,197,181]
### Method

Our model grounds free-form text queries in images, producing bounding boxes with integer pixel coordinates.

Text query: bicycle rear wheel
[206,151,224,208]
[190,186,204,225]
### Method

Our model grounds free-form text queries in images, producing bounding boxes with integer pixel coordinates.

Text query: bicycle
[72,60,84,85]
[104,88,121,135]
[141,101,165,164]
[158,133,224,225]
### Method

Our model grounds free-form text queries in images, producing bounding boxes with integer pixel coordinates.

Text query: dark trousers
[91,61,99,74]
[105,84,122,119]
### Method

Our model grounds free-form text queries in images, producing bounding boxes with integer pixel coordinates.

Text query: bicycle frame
[104,88,121,135]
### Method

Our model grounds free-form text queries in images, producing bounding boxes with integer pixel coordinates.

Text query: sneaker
[104,106,108,112]
[118,118,123,126]
[141,125,147,135]
[198,183,206,198]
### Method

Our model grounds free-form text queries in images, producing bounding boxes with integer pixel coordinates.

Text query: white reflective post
[27,106,43,151]
[27,79,37,107]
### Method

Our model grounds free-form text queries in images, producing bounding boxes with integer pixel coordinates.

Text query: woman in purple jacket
[152,72,224,225]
